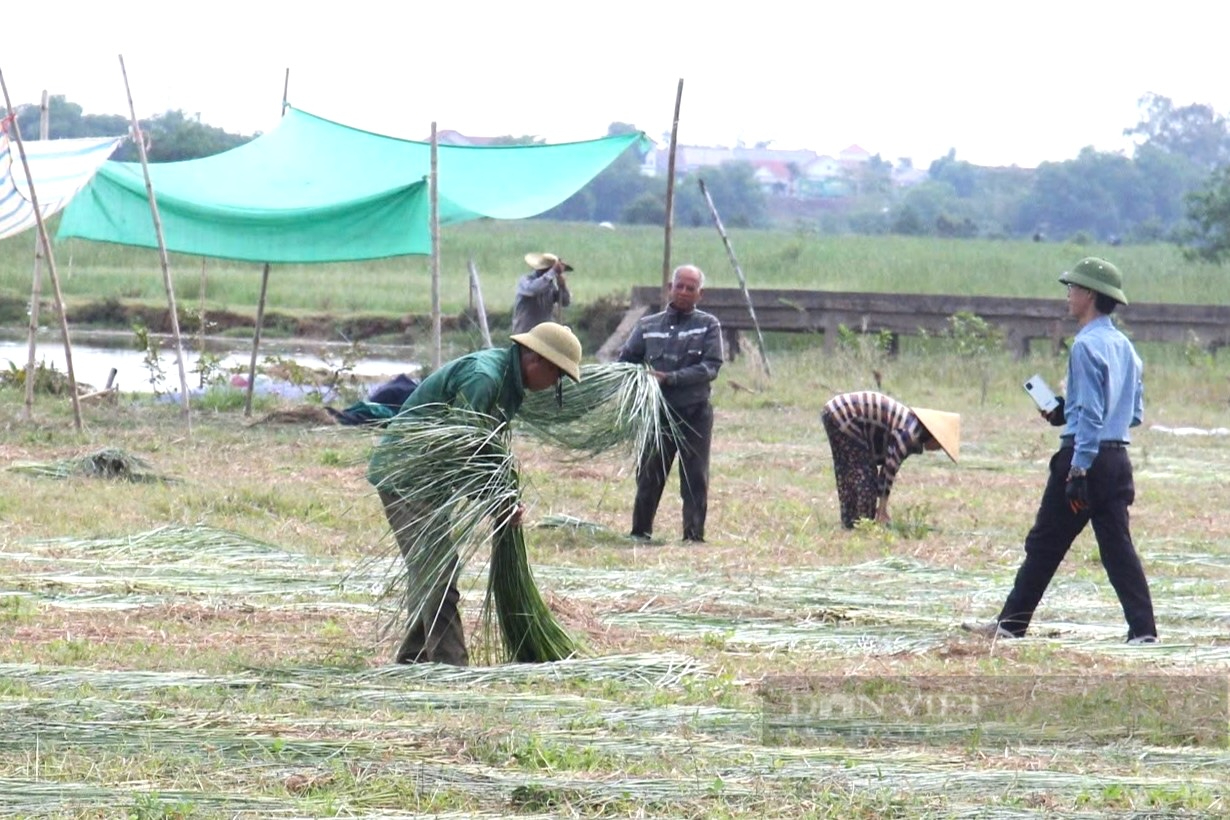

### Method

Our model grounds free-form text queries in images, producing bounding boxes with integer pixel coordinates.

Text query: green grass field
[2,225,1229,817]
[2,221,1228,323]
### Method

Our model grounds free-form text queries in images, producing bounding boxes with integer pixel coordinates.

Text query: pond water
[0,334,421,394]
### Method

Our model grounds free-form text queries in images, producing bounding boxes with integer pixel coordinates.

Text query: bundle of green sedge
[518,362,676,459]
[369,362,671,664]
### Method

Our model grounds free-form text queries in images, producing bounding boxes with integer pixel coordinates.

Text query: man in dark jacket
[618,264,723,543]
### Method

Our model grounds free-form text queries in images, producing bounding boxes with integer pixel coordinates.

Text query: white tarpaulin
[0,131,124,240]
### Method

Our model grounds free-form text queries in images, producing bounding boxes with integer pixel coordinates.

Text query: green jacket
[367,345,526,490]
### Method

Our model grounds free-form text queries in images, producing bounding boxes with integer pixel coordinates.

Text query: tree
[118,110,253,162]
[14,95,128,140]
[675,161,767,228]
[11,96,253,161]
[1126,93,1230,171]
[1179,165,1230,263]
[928,150,978,197]
[537,122,658,223]
[891,180,961,236]
[1016,148,1155,241]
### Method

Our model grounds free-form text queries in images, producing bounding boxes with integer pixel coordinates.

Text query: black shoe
[682,536,705,544]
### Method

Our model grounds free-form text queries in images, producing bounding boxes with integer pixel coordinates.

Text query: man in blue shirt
[964,258,1158,644]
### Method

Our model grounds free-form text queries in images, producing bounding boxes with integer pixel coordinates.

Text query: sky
[3,1,1227,169]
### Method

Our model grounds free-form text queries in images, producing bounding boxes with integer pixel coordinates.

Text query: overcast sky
[3,1,1227,169]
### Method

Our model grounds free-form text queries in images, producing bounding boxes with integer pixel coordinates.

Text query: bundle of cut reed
[370,405,575,663]
[518,362,676,458]
[7,447,168,483]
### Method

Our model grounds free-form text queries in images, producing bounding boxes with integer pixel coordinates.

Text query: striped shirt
[821,391,925,498]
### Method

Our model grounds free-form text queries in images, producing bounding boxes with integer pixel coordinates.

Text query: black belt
[1060,436,1127,450]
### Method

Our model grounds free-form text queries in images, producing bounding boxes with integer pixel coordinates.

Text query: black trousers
[821,409,881,529]
[997,446,1157,640]
[632,401,713,541]
[379,490,469,666]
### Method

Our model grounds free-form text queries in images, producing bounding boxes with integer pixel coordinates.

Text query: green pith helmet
[510,321,583,382]
[1059,257,1128,305]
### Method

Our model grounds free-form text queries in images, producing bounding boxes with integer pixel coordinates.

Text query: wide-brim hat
[510,321,582,382]
[1059,256,1128,305]
[911,407,960,463]
[525,251,573,272]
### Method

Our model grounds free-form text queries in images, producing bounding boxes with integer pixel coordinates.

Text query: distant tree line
[11,93,1230,262]
[13,95,254,162]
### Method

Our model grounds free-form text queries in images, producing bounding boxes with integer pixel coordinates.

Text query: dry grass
[2,344,1229,817]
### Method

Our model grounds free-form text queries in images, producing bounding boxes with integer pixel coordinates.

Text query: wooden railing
[628,287,1230,356]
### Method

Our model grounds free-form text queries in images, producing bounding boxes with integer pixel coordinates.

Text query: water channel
[0,330,422,395]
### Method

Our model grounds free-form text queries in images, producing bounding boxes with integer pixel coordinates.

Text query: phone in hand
[1023,374,1060,413]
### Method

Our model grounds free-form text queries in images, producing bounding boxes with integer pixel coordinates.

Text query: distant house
[750,160,795,195]
[838,144,872,169]
[644,140,922,198]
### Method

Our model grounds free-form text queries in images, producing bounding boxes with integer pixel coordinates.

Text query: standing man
[368,322,583,665]
[964,257,1158,644]
[619,264,723,543]
[820,391,960,529]
[512,252,572,334]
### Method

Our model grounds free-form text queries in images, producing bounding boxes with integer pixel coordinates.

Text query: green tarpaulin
[56,107,645,263]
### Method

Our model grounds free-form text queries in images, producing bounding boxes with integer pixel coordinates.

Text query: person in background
[618,264,723,543]
[820,391,960,528]
[367,322,583,665]
[512,252,572,334]
[963,257,1157,645]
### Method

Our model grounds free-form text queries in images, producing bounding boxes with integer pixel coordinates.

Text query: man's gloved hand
[1043,395,1066,426]
[1065,471,1089,514]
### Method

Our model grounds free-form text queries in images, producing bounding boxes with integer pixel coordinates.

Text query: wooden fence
[627,287,1230,357]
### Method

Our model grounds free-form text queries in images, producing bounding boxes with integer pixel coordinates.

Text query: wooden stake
[660,79,684,308]
[698,178,771,376]
[430,122,441,369]
[468,258,493,349]
[244,262,271,417]
[118,55,192,431]
[22,89,49,420]
[0,71,84,430]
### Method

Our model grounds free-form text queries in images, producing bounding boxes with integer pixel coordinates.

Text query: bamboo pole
[118,55,191,430]
[243,262,271,417]
[467,258,493,349]
[698,178,771,376]
[244,71,291,414]
[0,71,84,430]
[22,90,49,420]
[197,257,207,388]
[430,122,441,369]
[660,79,684,308]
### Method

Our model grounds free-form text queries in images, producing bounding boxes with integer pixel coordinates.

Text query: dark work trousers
[997,445,1157,640]
[821,410,881,529]
[379,490,469,666]
[632,401,713,541]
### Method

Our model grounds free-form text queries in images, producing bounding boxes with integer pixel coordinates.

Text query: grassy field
[2,222,1229,326]
[2,313,1229,817]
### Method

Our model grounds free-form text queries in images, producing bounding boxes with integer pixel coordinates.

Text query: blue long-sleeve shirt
[1063,315,1144,470]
